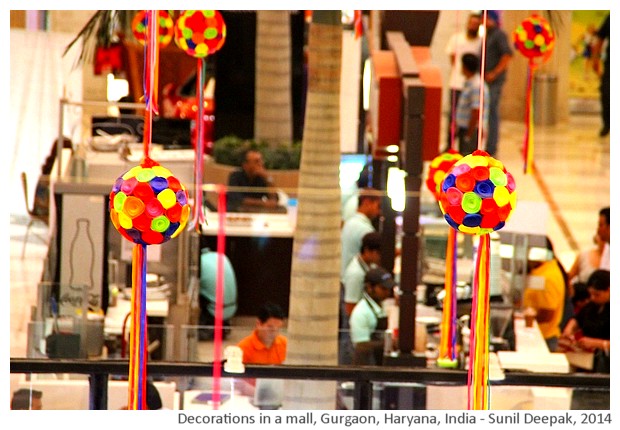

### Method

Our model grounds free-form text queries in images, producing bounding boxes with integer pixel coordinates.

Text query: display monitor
[91,115,192,149]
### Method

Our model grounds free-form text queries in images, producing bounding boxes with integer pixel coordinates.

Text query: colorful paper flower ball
[426,148,463,201]
[438,150,516,235]
[513,14,555,60]
[109,158,190,245]
[174,10,226,58]
[132,10,174,48]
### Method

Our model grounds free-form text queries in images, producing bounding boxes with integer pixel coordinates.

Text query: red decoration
[174,10,227,58]
[438,150,516,235]
[513,14,555,63]
[513,14,555,174]
[94,43,123,75]
[109,158,190,245]
[426,149,463,201]
[132,10,174,48]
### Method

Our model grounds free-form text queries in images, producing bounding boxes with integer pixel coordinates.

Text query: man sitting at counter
[227,149,283,213]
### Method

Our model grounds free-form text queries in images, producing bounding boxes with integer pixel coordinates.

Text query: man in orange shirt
[238,302,287,364]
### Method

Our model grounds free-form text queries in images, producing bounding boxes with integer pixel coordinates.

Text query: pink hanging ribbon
[192,58,206,230]
[211,185,227,409]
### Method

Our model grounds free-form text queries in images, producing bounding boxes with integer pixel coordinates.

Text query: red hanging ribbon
[523,64,535,174]
[438,228,459,367]
[211,185,228,409]
[354,11,363,39]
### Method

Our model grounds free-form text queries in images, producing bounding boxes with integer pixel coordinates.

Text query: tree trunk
[283,11,342,410]
[254,11,293,147]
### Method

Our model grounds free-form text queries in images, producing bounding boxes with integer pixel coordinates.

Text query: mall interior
[9,10,612,411]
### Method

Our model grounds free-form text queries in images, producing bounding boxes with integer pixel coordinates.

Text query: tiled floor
[8,113,611,403]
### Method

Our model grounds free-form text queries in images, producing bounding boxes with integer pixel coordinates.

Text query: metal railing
[11,358,609,410]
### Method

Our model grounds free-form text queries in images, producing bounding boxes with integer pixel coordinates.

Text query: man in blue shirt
[483,10,513,157]
[456,53,489,155]
[227,149,280,212]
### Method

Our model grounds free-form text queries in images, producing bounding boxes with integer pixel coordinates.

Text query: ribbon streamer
[523,65,535,174]
[128,10,159,409]
[211,185,228,409]
[353,11,363,39]
[192,58,207,230]
[437,227,458,367]
[449,10,462,151]
[467,234,491,410]
[142,10,160,160]
[128,244,148,409]
[467,10,491,410]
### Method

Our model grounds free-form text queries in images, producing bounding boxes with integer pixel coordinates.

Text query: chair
[21,172,49,258]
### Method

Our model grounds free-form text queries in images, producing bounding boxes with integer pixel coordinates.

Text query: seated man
[237,302,287,365]
[349,267,396,365]
[198,247,238,341]
[227,149,281,212]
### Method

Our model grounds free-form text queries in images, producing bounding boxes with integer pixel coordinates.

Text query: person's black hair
[586,269,610,291]
[11,388,42,410]
[572,282,590,305]
[146,380,163,410]
[257,302,286,323]
[357,187,381,206]
[118,95,136,115]
[461,53,480,74]
[356,162,372,188]
[238,147,262,165]
[599,206,610,225]
[361,231,382,252]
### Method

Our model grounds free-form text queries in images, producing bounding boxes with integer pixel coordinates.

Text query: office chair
[20,171,49,258]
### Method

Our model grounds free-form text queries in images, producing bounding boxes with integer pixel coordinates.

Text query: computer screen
[91,116,193,149]
[340,153,371,191]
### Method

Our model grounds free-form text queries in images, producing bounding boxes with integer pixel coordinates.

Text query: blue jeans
[486,80,504,157]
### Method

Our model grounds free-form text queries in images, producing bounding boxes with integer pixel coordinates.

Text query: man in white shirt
[340,188,382,277]
[343,231,383,316]
[444,12,482,149]
[350,267,396,365]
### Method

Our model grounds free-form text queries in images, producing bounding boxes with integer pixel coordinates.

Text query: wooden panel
[10,10,26,28]
[370,50,402,156]
[411,46,442,161]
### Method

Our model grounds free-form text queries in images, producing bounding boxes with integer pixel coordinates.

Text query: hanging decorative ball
[109,158,190,245]
[513,14,555,60]
[426,148,463,201]
[438,150,516,235]
[132,10,174,48]
[174,10,227,58]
